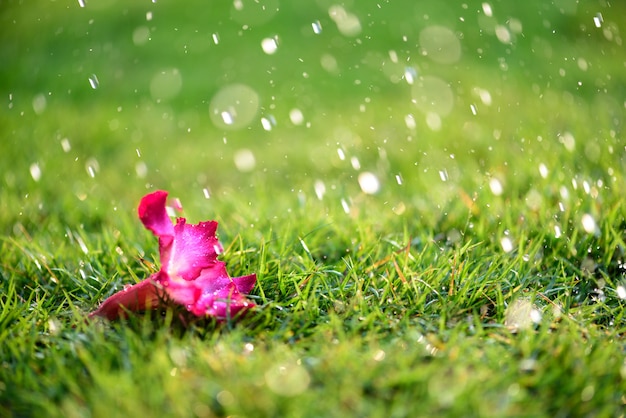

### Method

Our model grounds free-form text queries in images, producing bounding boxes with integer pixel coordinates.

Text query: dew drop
[501,236,514,253]
[581,214,597,234]
[312,20,322,34]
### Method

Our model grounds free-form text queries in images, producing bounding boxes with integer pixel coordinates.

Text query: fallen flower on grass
[89,190,256,321]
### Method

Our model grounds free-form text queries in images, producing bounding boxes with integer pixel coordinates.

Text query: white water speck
[404,67,416,85]
[470,104,477,115]
[61,138,71,152]
[617,285,626,300]
[489,178,503,196]
[405,114,416,129]
[482,2,493,17]
[581,214,597,234]
[358,172,380,194]
[554,225,562,238]
[221,111,234,125]
[501,236,514,253]
[337,148,346,161]
[212,33,220,44]
[78,0,85,7]
[146,11,153,21]
[234,149,256,172]
[395,174,403,185]
[30,163,41,181]
[559,131,575,152]
[312,20,322,34]
[135,161,147,178]
[593,13,603,28]
[261,37,278,55]
[350,156,360,170]
[539,163,549,178]
[261,116,275,131]
[289,108,304,125]
[203,188,211,199]
[88,74,99,89]
[314,180,326,200]
[439,169,448,182]
[341,198,350,214]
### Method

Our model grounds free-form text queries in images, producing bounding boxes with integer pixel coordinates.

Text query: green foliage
[2,0,626,416]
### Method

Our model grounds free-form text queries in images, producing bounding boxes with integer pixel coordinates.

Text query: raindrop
[337,148,345,161]
[209,84,260,130]
[133,26,150,46]
[261,37,278,55]
[482,2,493,17]
[593,13,603,28]
[554,225,562,238]
[146,11,153,21]
[404,114,416,129]
[30,163,42,182]
[150,68,183,102]
[77,0,85,7]
[85,158,99,178]
[419,25,462,64]
[88,74,99,89]
[538,163,549,178]
[289,108,304,125]
[358,172,380,194]
[395,174,403,185]
[559,131,575,152]
[404,67,417,85]
[261,116,275,131]
[341,198,350,214]
[581,214,597,234]
[617,285,626,300]
[61,138,71,152]
[470,104,477,115]
[501,237,514,253]
[203,188,211,199]
[495,25,511,44]
[234,148,256,172]
[32,93,47,115]
[312,20,322,34]
[135,162,147,178]
[314,180,326,200]
[489,178,503,196]
[438,169,448,182]
[212,33,220,44]
[426,112,441,131]
[350,156,360,170]
[328,5,361,37]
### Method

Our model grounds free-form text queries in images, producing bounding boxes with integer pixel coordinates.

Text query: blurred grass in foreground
[1,0,626,416]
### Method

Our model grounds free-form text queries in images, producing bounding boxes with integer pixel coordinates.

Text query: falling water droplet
[77,0,85,7]
[395,174,403,185]
[350,156,361,170]
[234,149,256,172]
[439,169,448,182]
[617,285,626,300]
[212,33,220,44]
[470,104,477,115]
[61,138,71,152]
[593,13,603,28]
[88,74,99,89]
[341,198,350,214]
[337,148,346,161]
[289,108,304,125]
[501,236,514,253]
[581,214,597,234]
[358,172,380,194]
[314,180,326,200]
[312,20,322,34]
[30,163,42,182]
[261,37,278,55]
[489,178,503,195]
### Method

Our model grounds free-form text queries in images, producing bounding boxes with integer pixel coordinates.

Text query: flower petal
[167,219,222,280]
[232,274,257,294]
[88,277,162,320]
[138,190,175,238]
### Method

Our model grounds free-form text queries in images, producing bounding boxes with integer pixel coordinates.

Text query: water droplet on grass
[617,285,626,300]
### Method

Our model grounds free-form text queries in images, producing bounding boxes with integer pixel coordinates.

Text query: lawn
[1,0,626,416]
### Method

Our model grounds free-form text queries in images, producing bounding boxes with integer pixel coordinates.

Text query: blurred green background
[2,0,624,237]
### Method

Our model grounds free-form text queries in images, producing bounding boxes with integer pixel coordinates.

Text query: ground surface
[1,1,626,416]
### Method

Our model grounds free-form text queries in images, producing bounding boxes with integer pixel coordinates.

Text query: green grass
[2,0,626,416]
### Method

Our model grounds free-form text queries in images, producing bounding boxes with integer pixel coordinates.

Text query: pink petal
[163,262,231,308]
[167,219,222,280]
[232,273,257,294]
[88,277,162,320]
[138,190,175,238]
[195,282,255,319]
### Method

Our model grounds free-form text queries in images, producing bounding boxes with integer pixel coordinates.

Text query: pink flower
[89,190,256,321]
